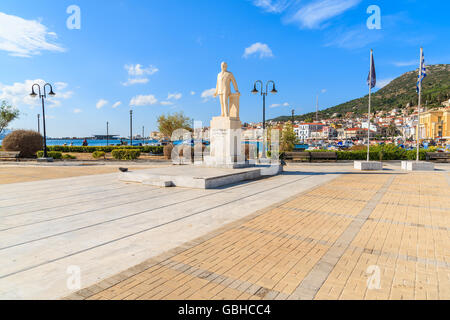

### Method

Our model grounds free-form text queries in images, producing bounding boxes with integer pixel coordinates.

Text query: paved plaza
[0,163,449,300]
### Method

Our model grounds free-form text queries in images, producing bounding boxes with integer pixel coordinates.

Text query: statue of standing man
[214,62,239,117]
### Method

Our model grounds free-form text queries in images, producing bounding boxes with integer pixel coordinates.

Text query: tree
[0,101,19,135]
[280,121,298,152]
[157,112,191,139]
[386,124,401,138]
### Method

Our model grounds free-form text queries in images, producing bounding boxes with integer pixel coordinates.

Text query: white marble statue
[213,62,240,117]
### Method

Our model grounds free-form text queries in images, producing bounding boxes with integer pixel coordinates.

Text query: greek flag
[417,50,427,93]
[367,51,376,89]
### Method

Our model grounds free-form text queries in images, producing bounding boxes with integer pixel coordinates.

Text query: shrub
[2,130,43,158]
[405,150,427,161]
[46,145,164,154]
[111,149,141,160]
[62,154,76,160]
[163,144,173,159]
[36,151,63,159]
[92,151,106,159]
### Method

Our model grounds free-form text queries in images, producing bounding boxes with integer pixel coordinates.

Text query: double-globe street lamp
[30,83,55,159]
[251,80,277,158]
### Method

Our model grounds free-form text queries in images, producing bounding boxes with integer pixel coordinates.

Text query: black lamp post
[130,109,133,146]
[251,80,277,158]
[37,114,41,134]
[30,83,55,159]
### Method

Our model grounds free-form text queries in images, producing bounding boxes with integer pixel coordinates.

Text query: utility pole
[142,126,145,145]
[106,121,109,146]
[291,109,295,123]
[316,95,319,122]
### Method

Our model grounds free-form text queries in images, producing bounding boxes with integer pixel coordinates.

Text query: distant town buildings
[136,106,449,145]
[419,107,450,140]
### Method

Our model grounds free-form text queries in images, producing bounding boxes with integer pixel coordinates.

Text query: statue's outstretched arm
[231,75,239,93]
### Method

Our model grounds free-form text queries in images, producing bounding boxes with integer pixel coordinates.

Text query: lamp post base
[401,161,434,171]
[354,161,383,171]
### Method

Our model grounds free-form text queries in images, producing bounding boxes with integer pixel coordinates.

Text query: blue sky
[0,0,448,137]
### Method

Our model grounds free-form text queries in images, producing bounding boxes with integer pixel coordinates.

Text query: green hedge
[47,145,163,154]
[306,145,430,161]
[92,151,105,159]
[62,154,76,160]
[111,149,141,160]
[36,151,63,159]
[334,149,427,161]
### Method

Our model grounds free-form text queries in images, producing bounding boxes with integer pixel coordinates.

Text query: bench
[0,151,20,161]
[310,152,337,162]
[284,151,311,162]
[426,152,450,162]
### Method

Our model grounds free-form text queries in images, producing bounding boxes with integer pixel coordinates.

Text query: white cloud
[160,101,174,106]
[190,91,196,95]
[201,88,216,102]
[112,101,122,109]
[252,0,361,30]
[0,12,65,57]
[252,0,291,13]
[376,78,394,89]
[125,64,158,77]
[325,24,382,49]
[73,108,82,114]
[287,0,361,29]
[96,99,108,109]
[0,79,73,109]
[167,92,182,100]
[243,42,274,59]
[54,82,68,90]
[321,89,327,93]
[122,64,158,86]
[270,102,290,108]
[122,78,149,86]
[129,94,158,107]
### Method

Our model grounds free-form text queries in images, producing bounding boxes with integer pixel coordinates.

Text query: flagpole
[416,47,423,162]
[367,49,373,162]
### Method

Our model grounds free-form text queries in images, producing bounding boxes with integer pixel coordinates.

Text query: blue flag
[417,50,427,93]
[367,52,376,89]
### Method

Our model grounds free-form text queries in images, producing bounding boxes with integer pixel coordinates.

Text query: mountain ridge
[271,64,450,122]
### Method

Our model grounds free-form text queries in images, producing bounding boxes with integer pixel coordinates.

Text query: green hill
[272,64,450,122]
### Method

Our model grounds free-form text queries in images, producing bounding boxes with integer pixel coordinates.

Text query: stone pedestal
[204,116,246,168]
[354,161,383,170]
[229,93,240,119]
[401,161,435,171]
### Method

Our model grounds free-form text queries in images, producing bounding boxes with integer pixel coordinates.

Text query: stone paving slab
[69,170,450,300]
[0,166,341,299]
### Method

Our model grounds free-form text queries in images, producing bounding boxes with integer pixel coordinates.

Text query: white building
[294,123,325,141]
[361,122,378,133]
